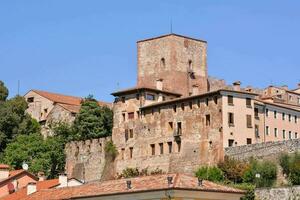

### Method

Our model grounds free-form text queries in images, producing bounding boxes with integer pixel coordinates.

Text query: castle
[24,33,300,182]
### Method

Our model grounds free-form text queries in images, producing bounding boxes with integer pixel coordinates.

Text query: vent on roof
[167,176,173,185]
[126,180,132,189]
[198,178,203,186]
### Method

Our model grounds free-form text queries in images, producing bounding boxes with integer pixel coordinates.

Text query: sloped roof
[23,174,244,200]
[111,86,182,96]
[31,90,83,105]
[0,170,38,187]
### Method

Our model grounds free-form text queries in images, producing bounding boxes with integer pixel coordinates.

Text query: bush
[218,156,250,183]
[104,140,118,159]
[195,166,224,182]
[242,159,277,188]
[280,152,300,185]
[231,183,255,200]
[118,167,164,179]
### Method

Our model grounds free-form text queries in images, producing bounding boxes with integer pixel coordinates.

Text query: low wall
[65,137,112,182]
[225,139,300,160]
[255,186,300,200]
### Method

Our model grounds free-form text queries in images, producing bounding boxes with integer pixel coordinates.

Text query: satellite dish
[22,162,29,170]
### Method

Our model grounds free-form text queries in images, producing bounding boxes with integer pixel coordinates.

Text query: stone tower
[137,34,208,97]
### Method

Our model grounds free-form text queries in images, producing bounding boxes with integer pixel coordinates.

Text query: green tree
[195,166,224,182]
[73,96,113,140]
[280,152,300,185]
[2,133,65,178]
[0,96,40,151]
[0,81,8,102]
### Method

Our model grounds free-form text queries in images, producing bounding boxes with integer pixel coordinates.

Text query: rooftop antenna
[170,18,173,34]
[17,80,20,96]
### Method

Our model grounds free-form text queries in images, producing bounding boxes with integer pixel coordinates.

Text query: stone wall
[225,139,300,160]
[65,137,112,182]
[255,186,300,200]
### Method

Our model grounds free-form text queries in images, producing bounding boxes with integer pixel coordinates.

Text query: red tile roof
[36,179,60,190]
[23,174,244,200]
[0,164,9,169]
[0,170,38,187]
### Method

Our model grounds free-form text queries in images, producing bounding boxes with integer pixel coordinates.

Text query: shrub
[104,140,118,159]
[231,183,255,200]
[195,166,224,182]
[280,152,300,185]
[118,167,163,179]
[218,156,250,183]
[242,159,277,188]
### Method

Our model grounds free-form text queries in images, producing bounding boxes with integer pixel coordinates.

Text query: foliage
[218,156,250,183]
[51,122,75,142]
[0,81,8,102]
[0,95,40,151]
[231,183,255,200]
[73,97,113,140]
[104,140,118,159]
[242,159,277,188]
[195,166,224,182]
[279,152,300,185]
[118,167,164,179]
[1,133,65,178]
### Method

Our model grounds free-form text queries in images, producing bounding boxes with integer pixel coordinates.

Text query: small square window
[228,96,233,105]
[27,97,34,103]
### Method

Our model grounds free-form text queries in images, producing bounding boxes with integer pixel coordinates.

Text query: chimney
[192,84,199,96]
[58,173,68,187]
[12,179,19,191]
[233,81,241,91]
[27,182,37,195]
[0,164,10,179]
[38,171,45,181]
[156,79,163,90]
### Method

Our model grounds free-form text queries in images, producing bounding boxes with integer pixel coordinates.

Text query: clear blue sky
[1,0,300,102]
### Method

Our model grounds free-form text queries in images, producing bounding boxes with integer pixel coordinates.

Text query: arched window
[160,58,165,68]
[188,60,193,71]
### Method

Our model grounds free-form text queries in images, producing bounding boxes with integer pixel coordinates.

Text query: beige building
[22,173,245,200]
[24,90,110,137]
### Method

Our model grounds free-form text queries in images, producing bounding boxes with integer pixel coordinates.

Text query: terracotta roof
[256,99,300,112]
[141,89,258,110]
[9,169,25,177]
[23,174,244,200]
[137,33,207,43]
[0,170,38,187]
[31,90,83,105]
[0,164,9,169]
[0,179,60,200]
[57,104,81,114]
[111,86,182,96]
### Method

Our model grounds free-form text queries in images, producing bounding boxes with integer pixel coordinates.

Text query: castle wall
[65,137,111,182]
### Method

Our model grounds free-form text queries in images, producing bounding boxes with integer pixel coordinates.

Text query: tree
[0,96,40,151]
[195,166,224,182]
[0,81,8,102]
[2,133,65,178]
[73,97,113,140]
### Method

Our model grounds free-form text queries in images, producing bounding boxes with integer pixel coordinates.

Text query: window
[289,114,291,122]
[205,98,209,106]
[296,132,298,139]
[177,122,182,135]
[44,108,48,114]
[176,140,181,152]
[282,113,285,120]
[125,130,129,142]
[168,122,173,132]
[214,96,218,104]
[129,147,133,159]
[274,111,277,119]
[289,131,292,139]
[159,143,164,155]
[136,94,140,100]
[266,126,269,135]
[255,125,259,138]
[246,115,252,128]
[228,95,233,105]
[228,112,234,126]
[146,94,155,101]
[274,128,278,137]
[254,108,259,119]
[206,115,211,126]
[168,142,172,153]
[266,109,269,117]
[129,129,133,138]
[122,97,125,103]
[228,139,234,147]
[122,113,126,121]
[27,97,34,103]
[160,58,165,68]
[189,101,193,109]
[188,60,193,71]
[246,98,251,107]
[173,105,177,113]
[295,116,298,124]
[247,138,252,145]
[197,99,200,108]
[163,96,166,101]
[128,112,134,120]
[150,144,155,155]
[121,148,125,160]
[283,130,286,139]
[181,103,185,111]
